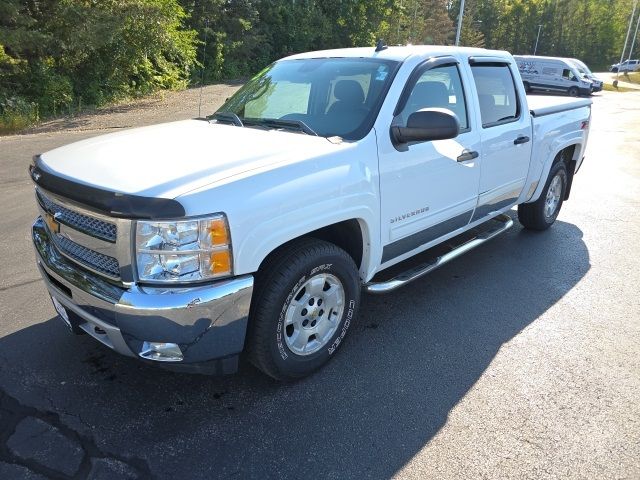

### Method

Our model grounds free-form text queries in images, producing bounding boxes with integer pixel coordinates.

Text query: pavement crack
[0,387,153,479]
[0,278,42,292]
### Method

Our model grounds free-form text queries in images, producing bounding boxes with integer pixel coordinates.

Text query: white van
[514,55,593,96]
[568,58,603,92]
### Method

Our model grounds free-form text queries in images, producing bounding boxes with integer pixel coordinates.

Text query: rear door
[468,59,532,222]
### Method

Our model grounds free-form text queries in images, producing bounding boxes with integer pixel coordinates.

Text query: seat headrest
[334,80,365,104]
[478,94,497,124]
[478,94,495,109]
[408,81,450,109]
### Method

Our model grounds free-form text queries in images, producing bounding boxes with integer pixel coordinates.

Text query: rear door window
[470,64,520,128]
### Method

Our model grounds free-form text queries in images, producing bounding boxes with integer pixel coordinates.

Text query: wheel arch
[252,218,371,282]
[557,145,578,200]
[527,142,581,203]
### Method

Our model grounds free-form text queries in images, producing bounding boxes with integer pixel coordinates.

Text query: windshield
[575,66,589,77]
[213,58,399,140]
[571,60,592,76]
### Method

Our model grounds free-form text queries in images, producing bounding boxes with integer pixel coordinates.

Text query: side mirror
[391,108,460,145]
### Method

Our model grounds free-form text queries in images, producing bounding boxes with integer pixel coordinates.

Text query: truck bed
[527,95,592,117]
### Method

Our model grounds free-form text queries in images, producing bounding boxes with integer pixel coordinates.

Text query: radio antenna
[198,19,209,118]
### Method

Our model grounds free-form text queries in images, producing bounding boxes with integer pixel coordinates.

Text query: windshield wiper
[210,112,244,127]
[246,118,319,136]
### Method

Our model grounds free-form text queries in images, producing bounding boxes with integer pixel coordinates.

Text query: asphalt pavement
[0,90,639,479]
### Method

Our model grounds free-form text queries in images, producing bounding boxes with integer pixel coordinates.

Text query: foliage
[0,95,39,134]
[389,0,453,45]
[0,0,197,131]
[182,0,396,83]
[457,0,638,70]
[457,0,485,48]
[160,0,640,83]
[1,0,639,132]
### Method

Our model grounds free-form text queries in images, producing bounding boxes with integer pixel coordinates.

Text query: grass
[623,72,640,84]
[600,71,640,92]
[602,83,635,93]
[0,104,40,135]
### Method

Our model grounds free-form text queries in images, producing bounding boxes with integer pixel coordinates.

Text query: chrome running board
[365,214,514,294]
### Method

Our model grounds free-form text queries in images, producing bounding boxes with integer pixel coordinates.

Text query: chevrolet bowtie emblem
[44,212,61,234]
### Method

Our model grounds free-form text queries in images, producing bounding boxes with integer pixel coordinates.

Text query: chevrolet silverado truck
[30,45,591,380]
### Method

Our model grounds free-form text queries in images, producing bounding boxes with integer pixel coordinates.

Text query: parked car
[568,58,603,92]
[609,59,640,73]
[514,55,593,96]
[30,45,592,380]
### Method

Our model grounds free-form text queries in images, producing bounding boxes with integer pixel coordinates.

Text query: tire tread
[518,161,567,231]
[247,238,358,380]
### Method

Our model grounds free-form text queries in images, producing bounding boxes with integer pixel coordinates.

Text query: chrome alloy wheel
[544,173,563,219]
[284,273,345,356]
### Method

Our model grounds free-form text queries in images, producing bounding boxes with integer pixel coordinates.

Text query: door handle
[514,135,530,145]
[457,150,479,162]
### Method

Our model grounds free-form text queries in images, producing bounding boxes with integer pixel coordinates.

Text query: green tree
[458,0,485,47]
[1,0,197,124]
[390,0,453,45]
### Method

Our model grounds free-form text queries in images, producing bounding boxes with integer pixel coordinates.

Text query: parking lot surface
[1,90,639,479]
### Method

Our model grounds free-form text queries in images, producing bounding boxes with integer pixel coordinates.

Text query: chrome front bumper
[32,217,254,374]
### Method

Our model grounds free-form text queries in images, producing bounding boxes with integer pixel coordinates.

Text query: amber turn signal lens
[209,250,232,275]
[208,218,229,246]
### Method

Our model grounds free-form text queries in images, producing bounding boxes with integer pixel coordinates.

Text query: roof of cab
[282,45,512,63]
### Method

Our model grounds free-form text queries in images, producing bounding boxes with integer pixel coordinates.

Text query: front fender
[177,133,381,280]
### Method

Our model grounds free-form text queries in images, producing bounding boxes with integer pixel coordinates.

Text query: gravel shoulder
[7,83,242,137]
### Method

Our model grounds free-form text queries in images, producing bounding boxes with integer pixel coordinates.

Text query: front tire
[518,161,567,231]
[568,86,579,97]
[247,239,360,381]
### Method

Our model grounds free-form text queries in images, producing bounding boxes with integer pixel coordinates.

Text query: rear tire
[518,161,568,231]
[247,238,360,381]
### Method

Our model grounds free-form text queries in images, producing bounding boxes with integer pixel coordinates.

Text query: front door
[377,59,482,266]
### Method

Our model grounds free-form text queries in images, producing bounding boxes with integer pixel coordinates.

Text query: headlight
[135,215,232,283]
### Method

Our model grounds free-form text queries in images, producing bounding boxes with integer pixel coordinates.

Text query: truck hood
[40,120,344,199]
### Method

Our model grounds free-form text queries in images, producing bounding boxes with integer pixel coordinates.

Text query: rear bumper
[32,217,254,374]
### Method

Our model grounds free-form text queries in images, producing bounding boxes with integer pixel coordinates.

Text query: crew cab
[30,46,591,380]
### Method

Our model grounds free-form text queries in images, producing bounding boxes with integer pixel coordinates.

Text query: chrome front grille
[37,190,117,242]
[35,188,131,282]
[55,235,121,278]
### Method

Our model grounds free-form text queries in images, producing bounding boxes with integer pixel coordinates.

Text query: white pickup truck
[30,45,591,380]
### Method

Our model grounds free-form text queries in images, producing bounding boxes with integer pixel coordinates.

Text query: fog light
[139,342,183,362]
